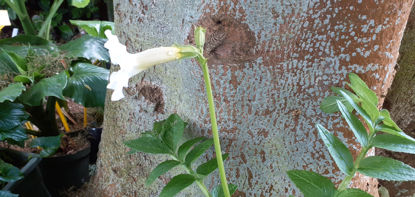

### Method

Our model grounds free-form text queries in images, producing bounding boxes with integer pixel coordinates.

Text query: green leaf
[70,20,114,38]
[14,75,33,84]
[335,188,372,197]
[331,87,359,101]
[286,170,336,197]
[379,109,401,131]
[359,96,379,123]
[30,135,62,157]
[196,153,229,176]
[124,136,171,154]
[0,159,23,182]
[211,184,238,197]
[358,156,415,181]
[0,83,25,103]
[63,63,109,107]
[58,24,74,40]
[0,102,28,145]
[316,124,354,175]
[0,49,27,74]
[339,90,373,127]
[0,50,20,75]
[59,35,109,62]
[375,124,415,142]
[0,191,18,197]
[177,137,206,161]
[20,72,67,106]
[320,96,350,113]
[160,114,186,152]
[337,100,368,146]
[348,73,378,106]
[159,174,195,197]
[145,160,181,185]
[373,134,415,154]
[71,0,90,8]
[184,139,214,166]
[0,35,57,57]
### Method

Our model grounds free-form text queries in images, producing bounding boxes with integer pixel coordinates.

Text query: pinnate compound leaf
[334,188,372,197]
[211,184,238,197]
[30,135,62,157]
[0,83,25,103]
[338,90,373,127]
[287,170,336,197]
[316,124,354,175]
[337,100,368,146]
[63,63,109,107]
[124,136,171,154]
[196,153,229,176]
[184,138,213,166]
[146,160,181,185]
[177,137,206,161]
[20,72,67,106]
[70,20,114,38]
[348,73,378,106]
[358,156,415,181]
[159,174,195,197]
[59,35,109,62]
[373,134,415,154]
[161,114,186,152]
[71,0,90,8]
[0,159,23,182]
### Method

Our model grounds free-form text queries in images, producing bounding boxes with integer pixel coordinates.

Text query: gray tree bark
[377,5,415,197]
[93,1,414,196]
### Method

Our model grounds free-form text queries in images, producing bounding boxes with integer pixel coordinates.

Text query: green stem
[198,57,231,197]
[37,0,64,39]
[338,132,376,191]
[184,166,211,197]
[5,0,36,35]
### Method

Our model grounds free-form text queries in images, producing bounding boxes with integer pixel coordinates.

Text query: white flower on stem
[104,30,199,101]
[0,10,11,31]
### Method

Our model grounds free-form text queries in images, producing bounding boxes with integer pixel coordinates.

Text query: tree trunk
[93,1,413,196]
[378,5,415,197]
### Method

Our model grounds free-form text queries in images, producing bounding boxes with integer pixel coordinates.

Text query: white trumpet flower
[0,10,11,31]
[104,30,199,101]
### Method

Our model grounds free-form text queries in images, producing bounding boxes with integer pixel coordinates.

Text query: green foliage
[70,20,114,38]
[71,0,90,8]
[59,35,109,62]
[0,83,25,103]
[211,184,237,197]
[0,158,23,182]
[289,73,415,196]
[286,170,336,197]
[30,135,62,157]
[0,102,28,146]
[124,114,234,197]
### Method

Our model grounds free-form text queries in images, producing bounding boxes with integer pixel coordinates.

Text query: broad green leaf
[161,114,186,152]
[286,170,336,197]
[0,191,18,197]
[0,159,23,182]
[211,183,238,197]
[1,49,26,73]
[375,124,415,142]
[196,153,229,176]
[337,100,368,146]
[320,96,351,113]
[13,75,33,84]
[358,156,415,181]
[0,35,57,57]
[124,136,171,154]
[159,174,195,197]
[0,102,28,131]
[373,134,415,154]
[0,83,25,103]
[177,137,206,161]
[0,50,20,75]
[0,126,28,147]
[70,20,114,38]
[331,87,359,101]
[359,96,379,123]
[63,63,109,107]
[339,90,373,127]
[20,72,67,106]
[316,124,354,175]
[335,188,372,197]
[348,73,378,106]
[30,135,62,157]
[379,109,401,131]
[71,0,90,8]
[146,160,181,185]
[59,35,109,62]
[184,139,214,166]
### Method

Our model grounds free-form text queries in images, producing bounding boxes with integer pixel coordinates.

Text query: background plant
[287,73,415,197]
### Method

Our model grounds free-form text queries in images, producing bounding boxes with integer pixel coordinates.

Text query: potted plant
[0,1,112,195]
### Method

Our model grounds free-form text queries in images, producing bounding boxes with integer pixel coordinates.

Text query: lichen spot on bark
[188,15,258,65]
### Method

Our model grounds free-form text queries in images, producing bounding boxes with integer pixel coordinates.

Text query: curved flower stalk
[0,10,11,31]
[104,30,198,101]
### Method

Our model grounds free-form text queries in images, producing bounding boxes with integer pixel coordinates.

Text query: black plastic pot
[39,145,90,197]
[1,150,51,197]
[87,128,102,164]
